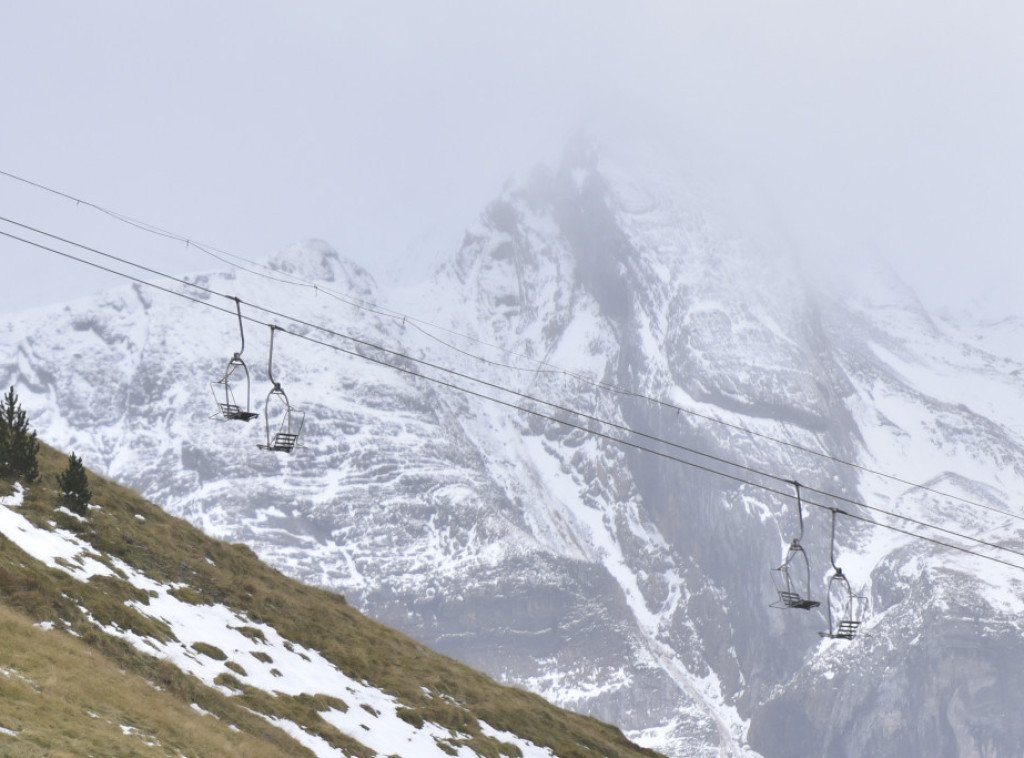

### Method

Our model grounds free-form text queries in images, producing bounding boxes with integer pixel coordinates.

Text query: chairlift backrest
[771,538,820,610]
[259,383,305,453]
[819,568,863,639]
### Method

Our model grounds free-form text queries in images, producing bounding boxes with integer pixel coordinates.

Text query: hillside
[0,440,662,758]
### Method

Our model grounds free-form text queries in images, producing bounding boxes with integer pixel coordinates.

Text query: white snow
[0,488,113,582]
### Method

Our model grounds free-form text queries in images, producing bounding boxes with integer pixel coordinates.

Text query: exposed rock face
[3,148,1024,757]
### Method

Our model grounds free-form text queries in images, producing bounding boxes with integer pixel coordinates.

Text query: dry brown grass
[0,602,307,757]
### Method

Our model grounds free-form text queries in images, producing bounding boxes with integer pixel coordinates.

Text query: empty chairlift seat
[770,481,820,611]
[211,297,259,422]
[257,325,305,454]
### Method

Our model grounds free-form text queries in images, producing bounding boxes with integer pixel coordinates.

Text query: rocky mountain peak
[266,239,377,298]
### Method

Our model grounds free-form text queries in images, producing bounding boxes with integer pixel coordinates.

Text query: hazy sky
[2,2,1022,318]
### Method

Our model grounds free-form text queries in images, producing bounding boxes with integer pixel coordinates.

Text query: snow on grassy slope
[0,484,555,758]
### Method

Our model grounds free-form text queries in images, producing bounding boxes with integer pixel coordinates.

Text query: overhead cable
[4,225,1024,575]
[0,171,1018,523]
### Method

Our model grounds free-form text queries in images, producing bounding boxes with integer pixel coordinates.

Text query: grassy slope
[0,602,298,758]
[0,441,664,758]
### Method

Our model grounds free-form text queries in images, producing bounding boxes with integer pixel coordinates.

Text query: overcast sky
[1,1,1022,319]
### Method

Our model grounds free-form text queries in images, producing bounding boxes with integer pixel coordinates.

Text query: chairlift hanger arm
[268,324,282,389]
[828,507,849,573]
[788,479,805,543]
[232,296,245,358]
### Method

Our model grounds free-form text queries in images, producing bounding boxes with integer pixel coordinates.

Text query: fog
[2,1,1021,318]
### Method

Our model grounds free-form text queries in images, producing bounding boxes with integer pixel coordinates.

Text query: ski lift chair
[771,539,820,610]
[258,383,305,453]
[212,355,259,421]
[819,568,864,640]
[211,297,259,422]
[818,509,865,640]
[257,325,305,454]
[770,481,820,610]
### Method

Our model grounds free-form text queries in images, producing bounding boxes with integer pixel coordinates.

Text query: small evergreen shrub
[57,452,92,516]
[0,386,39,482]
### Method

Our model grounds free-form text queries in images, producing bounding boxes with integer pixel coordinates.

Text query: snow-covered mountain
[3,144,1024,757]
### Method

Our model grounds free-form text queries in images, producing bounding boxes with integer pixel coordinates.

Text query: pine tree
[57,452,91,516]
[0,386,39,483]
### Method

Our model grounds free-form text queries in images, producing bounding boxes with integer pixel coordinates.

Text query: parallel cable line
[5,225,1024,574]
[0,176,1020,522]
